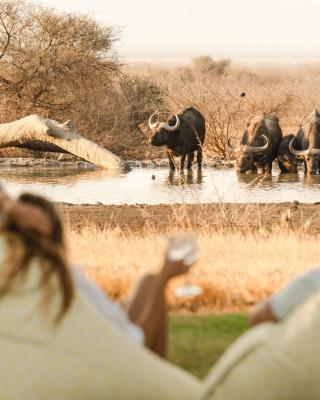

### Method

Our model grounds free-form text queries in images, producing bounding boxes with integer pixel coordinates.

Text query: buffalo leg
[187,152,195,170]
[180,155,186,169]
[197,169,203,184]
[166,150,175,170]
[196,149,203,169]
[263,162,272,174]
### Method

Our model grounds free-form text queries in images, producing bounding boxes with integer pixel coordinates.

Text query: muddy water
[2,166,320,205]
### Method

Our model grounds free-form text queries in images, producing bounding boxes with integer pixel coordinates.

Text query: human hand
[161,256,195,283]
[161,236,198,282]
[5,199,52,236]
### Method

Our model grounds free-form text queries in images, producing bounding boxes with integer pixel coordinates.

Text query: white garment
[72,266,145,344]
[271,267,320,320]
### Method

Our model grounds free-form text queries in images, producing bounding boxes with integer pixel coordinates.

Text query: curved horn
[289,137,309,157]
[242,135,269,154]
[148,112,159,130]
[159,114,180,132]
[227,138,240,153]
[309,148,320,155]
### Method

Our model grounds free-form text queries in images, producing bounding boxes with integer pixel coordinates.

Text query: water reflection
[277,173,300,184]
[2,166,320,205]
[302,174,320,188]
[167,169,203,186]
[236,172,275,187]
[0,166,124,184]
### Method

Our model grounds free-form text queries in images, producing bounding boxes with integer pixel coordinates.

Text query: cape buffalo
[278,134,302,173]
[228,114,283,174]
[289,110,320,174]
[148,107,205,169]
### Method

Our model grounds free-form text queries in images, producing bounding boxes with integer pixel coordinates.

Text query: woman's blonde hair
[0,193,74,322]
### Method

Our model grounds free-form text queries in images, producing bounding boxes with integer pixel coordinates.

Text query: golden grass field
[67,225,320,312]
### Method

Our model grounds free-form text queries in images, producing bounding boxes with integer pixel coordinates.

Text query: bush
[0,0,120,119]
[118,74,165,130]
[191,55,231,77]
[0,1,166,159]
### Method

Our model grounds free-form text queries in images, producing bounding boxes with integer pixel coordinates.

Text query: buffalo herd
[148,107,320,175]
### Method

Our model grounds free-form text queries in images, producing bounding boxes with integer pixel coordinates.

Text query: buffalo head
[289,111,320,174]
[289,139,320,174]
[228,135,269,173]
[149,112,180,146]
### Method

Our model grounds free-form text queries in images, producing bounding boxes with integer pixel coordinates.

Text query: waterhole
[2,165,320,204]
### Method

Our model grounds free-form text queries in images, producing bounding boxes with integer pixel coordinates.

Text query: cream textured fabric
[201,289,320,400]
[0,236,201,400]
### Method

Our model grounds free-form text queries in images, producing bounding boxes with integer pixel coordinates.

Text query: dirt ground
[57,202,320,234]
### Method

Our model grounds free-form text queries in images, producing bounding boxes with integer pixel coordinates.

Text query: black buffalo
[277,134,302,173]
[149,107,205,169]
[228,114,283,174]
[289,110,320,174]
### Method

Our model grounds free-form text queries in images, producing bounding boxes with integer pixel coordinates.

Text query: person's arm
[126,257,192,356]
[0,185,51,235]
[248,299,278,326]
[249,268,320,326]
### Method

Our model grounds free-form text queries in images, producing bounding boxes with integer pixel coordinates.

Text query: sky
[38,0,320,63]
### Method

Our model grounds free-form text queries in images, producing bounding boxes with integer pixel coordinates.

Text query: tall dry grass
[67,226,320,312]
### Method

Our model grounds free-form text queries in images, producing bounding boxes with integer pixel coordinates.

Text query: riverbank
[57,202,320,234]
[0,157,234,169]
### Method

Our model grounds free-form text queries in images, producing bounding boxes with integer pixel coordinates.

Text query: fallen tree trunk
[0,115,123,169]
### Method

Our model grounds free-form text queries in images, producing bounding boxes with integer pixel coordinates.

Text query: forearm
[249,299,277,326]
[0,185,12,213]
[126,255,192,355]
[249,268,320,326]
[126,273,167,348]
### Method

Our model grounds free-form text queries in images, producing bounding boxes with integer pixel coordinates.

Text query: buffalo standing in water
[289,110,320,174]
[228,114,283,173]
[149,107,205,170]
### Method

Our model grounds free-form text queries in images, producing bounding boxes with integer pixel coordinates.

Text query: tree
[192,55,231,77]
[0,0,120,117]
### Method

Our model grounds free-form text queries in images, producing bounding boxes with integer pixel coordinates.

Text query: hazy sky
[39,0,320,62]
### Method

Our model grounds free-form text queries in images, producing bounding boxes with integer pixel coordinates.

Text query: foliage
[192,55,231,77]
[0,0,120,117]
[118,74,165,130]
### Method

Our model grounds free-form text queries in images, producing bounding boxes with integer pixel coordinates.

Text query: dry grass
[67,226,320,312]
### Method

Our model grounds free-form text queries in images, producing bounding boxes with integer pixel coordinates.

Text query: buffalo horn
[242,135,269,154]
[289,137,309,157]
[159,114,180,132]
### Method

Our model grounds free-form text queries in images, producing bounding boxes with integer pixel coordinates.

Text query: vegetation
[67,223,320,312]
[0,0,164,158]
[1,1,320,160]
[169,313,248,378]
[127,59,320,157]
